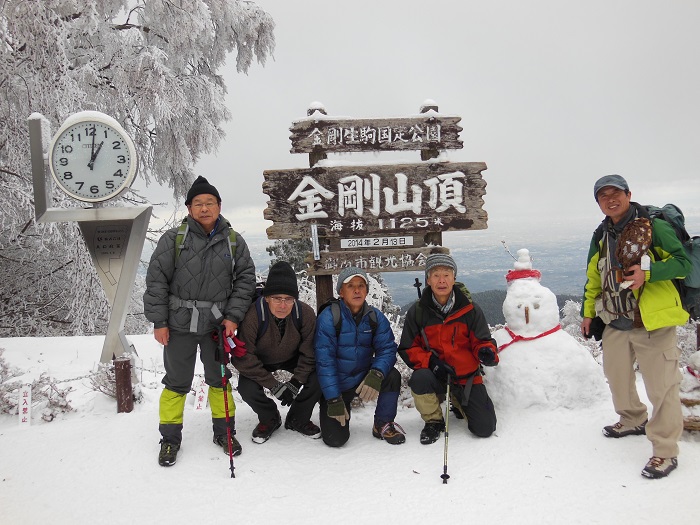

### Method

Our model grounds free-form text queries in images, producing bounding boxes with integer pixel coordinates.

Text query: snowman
[680,352,700,428]
[487,248,608,410]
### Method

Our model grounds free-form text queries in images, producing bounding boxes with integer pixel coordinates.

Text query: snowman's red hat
[505,269,542,282]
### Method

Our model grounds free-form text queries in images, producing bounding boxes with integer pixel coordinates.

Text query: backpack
[174,217,237,272]
[317,298,378,338]
[254,294,303,342]
[643,204,700,319]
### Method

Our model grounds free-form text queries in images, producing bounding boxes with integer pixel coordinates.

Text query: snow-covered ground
[1,333,698,524]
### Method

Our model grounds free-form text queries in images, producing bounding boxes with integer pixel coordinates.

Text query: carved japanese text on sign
[305,246,450,276]
[263,162,487,239]
[289,116,463,154]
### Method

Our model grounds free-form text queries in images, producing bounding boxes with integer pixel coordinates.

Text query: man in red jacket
[398,254,498,444]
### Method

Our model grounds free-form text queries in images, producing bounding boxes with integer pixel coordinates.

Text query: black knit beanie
[185,176,221,205]
[264,262,299,299]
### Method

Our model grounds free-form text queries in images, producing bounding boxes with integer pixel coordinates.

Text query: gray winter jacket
[143,215,256,334]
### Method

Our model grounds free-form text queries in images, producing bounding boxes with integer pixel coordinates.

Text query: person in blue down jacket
[314,267,406,447]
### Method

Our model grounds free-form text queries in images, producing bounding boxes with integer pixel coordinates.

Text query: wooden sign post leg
[307,105,335,309]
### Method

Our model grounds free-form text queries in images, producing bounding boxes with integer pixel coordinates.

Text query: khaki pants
[602,325,683,458]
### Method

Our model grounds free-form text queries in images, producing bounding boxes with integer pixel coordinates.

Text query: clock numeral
[75,182,84,190]
[86,126,96,136]
[90,185,100,194]
[106,181,115,190]
[59,157,69,167]
[114,169,124,177]
[60,145,73,154]
[117,155,126,164]
[112,141,122,150]
[63,172,73,180]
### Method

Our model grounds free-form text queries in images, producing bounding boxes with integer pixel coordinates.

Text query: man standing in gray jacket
[144,176,256,467]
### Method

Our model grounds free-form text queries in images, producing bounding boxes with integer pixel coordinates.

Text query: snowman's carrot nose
[525,306,530,324]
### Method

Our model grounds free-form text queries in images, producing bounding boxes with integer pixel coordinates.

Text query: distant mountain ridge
[398,289,581,326]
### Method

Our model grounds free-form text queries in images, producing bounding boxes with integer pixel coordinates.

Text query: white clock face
[49,118,137,203]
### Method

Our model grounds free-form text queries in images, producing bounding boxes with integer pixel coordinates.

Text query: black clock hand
[89,129,96,170]
[87,141,104,170]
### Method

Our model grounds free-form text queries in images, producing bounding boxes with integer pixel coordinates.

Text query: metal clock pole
[28,113,152,375]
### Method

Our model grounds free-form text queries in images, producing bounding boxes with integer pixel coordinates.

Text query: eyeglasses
[268,296,295,305]
[190,201,219,210]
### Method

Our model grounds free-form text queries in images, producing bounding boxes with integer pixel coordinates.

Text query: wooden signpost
[263,102,488,306]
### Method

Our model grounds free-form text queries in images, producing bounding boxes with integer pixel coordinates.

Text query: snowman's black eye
[534,303,540,309]
[517,304,522,309]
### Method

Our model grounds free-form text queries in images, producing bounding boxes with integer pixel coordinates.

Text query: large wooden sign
[264,161,487,239]
[305,246,450,276]
[289,116,463,154]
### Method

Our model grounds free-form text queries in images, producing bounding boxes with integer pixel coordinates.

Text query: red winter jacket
[398,285,497,385]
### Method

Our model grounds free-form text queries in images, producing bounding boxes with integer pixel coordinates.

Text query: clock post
[28,111,152,375]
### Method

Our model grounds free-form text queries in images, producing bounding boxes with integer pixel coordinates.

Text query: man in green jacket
[144,176,256,467]
[580,174,690,479]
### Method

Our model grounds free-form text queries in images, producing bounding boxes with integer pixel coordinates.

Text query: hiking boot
[252,414,282,444]
[213,433,243,456]
[641,456,678,479]
[372,422,406,445]
[420,420,445,445]
[602,420,647,438]
[450,404,465,419]
[158,440,180,467]
[285,417,322,439]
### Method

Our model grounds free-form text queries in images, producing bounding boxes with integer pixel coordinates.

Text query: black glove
[478,347,498,367]
[271,378,302,406]
[429,355,456,382]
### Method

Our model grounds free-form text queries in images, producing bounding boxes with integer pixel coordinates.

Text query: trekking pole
[217,325,235,479]
[441,376,451,484]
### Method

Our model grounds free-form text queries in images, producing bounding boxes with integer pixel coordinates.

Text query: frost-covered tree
[0,1,275,336]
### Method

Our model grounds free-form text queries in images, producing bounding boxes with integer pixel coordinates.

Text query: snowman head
[503,249,560,336]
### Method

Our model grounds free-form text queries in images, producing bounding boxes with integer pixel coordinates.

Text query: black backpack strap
[330,301,342,337]
[291,300,303,334]
[255,296,269,342]
[368,308,378,336]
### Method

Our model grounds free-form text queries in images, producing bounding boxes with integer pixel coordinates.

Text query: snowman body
[488,249,608,411]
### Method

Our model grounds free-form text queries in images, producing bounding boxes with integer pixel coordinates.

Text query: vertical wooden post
[308,105,334,309]
[114,356,134,413]
[420,101,440,161]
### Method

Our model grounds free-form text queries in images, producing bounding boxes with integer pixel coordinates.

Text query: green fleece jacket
[582,208,691,331]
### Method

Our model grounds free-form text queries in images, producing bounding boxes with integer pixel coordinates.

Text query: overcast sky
[137,0,700,245]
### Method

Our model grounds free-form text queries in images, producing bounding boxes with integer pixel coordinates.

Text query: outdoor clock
[48,111,138,203]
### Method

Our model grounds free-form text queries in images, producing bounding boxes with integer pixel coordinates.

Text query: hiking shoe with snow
[602,420,647,438]
[372,422,406,445]
[641,456,678,479]
[420,420,445,445]
[158,440,180,467]
[252,414,282,444]
[213,433,242,456]
[285,418,322,439]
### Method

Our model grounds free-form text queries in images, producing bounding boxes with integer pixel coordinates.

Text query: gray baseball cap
[336,266,369,294]
[594,174,629,200]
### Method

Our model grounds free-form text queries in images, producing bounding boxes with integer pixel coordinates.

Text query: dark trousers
[162,330,231,393]
[319,367,401,448]
[409,368,497,437]
[237,357,322,425]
